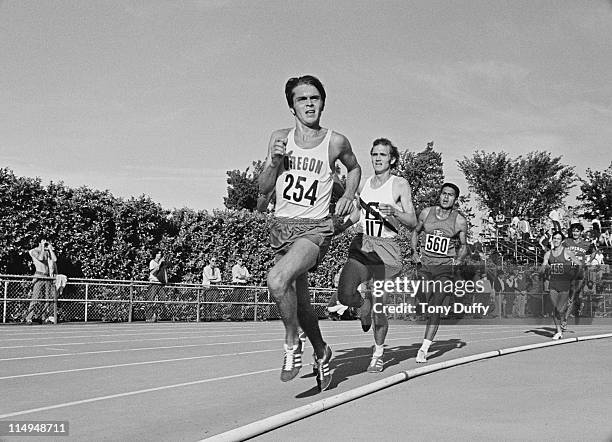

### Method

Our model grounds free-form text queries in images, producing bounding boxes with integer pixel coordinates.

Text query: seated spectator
[600,229,611,247]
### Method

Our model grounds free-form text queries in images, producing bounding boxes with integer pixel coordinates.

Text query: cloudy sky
[2,0,611,211]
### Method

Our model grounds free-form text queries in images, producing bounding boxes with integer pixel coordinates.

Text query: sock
[284,343,298,352]
[373,344,384,357]
[420,339,432,353]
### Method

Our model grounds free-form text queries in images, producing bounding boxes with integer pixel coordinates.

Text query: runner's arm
[380,177,416,229]
[454,215,469,265]
[333,133,361,217]
[565,249,583,266]
[410,209,428,259]
[259,130,289,195]
[335,186,363,234]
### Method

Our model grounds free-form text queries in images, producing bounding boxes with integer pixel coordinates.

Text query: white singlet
[358,176,401,239]
[274,128,333,219]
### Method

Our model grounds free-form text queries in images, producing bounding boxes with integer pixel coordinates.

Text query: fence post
[254,289,258,323]
[196,289,201,323]
[3,280,7,324]
[128,283,133,323]
[84,283,89,323]
[53,281,58,326]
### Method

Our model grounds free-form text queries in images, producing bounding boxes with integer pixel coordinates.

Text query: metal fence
[0,275,334,324]
[2,274,611,324]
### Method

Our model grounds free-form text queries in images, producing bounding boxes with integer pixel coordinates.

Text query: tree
[578,162,612,219]
[457,150,575,219]
[224,160,265,211]
[394,142,445,213]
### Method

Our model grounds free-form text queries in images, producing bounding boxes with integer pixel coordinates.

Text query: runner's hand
[379,203,395,217]
[269,137,289,168]
[335,196,354,217]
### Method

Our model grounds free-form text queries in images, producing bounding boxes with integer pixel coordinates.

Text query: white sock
[373,344,384,357]
[284,343,298,352]
[420,339,432,353]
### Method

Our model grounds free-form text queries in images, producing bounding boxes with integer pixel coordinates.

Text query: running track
[1,320,611,441]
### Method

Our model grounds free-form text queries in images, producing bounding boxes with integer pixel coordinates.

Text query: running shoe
[367,355,384,373]
[552,332,563,340]
[327,303,344,313]
[280,340,303,382]
[298,330,307,344]
[415,348,427,363]
[316,345,333,392]
[359,297,372,332]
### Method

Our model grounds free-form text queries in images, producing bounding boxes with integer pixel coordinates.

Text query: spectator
[203,257,222,286]
[478,272,494,317]
[582,281,599,316]
[538,229,551,252]
[600,229,611,247]
[505,269,517,317]
[518,217,531,241]
[591,249,605,266]
[567,206,580,225]
[146,249,168,322]
[528,273,545,317]
[493,270,507,317]
[515,271,529,317]
[202,257,222,321]
[229,257,251,320]
[549,208,562,232]
[231,257,251,285]
[25,239,57,324]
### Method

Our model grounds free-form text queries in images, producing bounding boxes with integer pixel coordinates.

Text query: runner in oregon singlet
[259,75,361,392]
[274,128,334,219]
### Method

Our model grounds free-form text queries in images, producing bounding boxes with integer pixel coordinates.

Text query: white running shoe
[552,332,563,340]
[415,348,427,363]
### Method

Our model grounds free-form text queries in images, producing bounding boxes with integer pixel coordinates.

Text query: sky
[2,0,611,213]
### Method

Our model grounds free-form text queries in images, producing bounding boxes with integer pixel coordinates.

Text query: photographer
[146,249,168,322]
[25,239,57,324]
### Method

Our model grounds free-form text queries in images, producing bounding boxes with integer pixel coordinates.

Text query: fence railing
[0,275,334,324]
[2,274,611,324]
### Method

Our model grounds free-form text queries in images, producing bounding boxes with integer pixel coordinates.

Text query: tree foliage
[394,142,445,213]
[457,150,575,219]
[224,160,265,211]
[578,162,612,219]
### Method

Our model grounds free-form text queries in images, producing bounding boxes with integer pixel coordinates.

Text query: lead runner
[411,183,468,363]
[258,75,361,392]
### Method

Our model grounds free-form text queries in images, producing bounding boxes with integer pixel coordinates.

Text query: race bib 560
[424,233,450,256]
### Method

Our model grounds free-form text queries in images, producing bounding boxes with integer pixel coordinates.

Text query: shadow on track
[295,338,466,398]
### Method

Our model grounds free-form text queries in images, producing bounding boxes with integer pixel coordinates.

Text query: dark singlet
[548,247,572,292]
[421,207,459,266]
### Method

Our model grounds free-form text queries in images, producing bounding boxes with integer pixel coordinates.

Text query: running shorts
[270,216,334,271]
[348,234,402,280]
